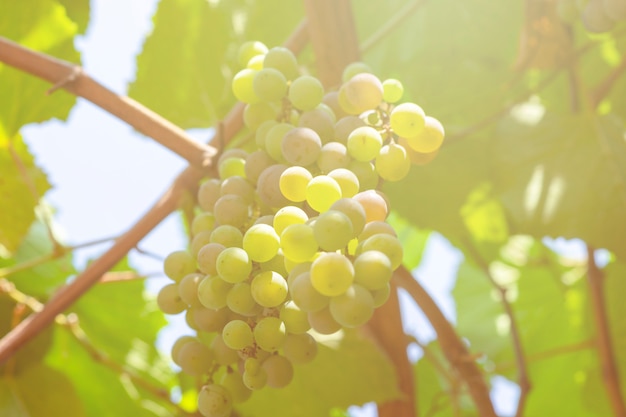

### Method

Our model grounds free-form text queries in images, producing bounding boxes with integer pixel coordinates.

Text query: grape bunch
[558,0,626,33]
[156,40,445,417]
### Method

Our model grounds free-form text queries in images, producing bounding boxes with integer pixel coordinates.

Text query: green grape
[382,78,404,103]
[198,275,232,310]
[280,223,318,263]
[310,252,354,297]
[213,194,249,229]
[282,333,317,364]
[317,142,351,173]
[222,319,254,350]
[279,166,313,202]
[361,233,403,270]
[343,73,384,114]
[244,357,261,374]
[216,247,252,283]
[197,384,233,417]
[289,271,329,312]
[328,168,359,198]
[220,176,255,204]
[371,283,391,307]
[257,164,291,208]
[163,250,196,282]
[280,300,311,334]
[178,273,204,308]
[358,220,397,241]
[323,91,348,119]
[243,224,280,262]
[335,116,366,144]
[198,178,221,212]
[390,102,426,138]
[263,46,299,80]
[243,367,268,390]
[218,149,249,167]
[298,107,336,143]
[583,0,615,32]
[289,75,324,111]
[286,261,312,286]
[193,306,230,333]
[191,212,216,236]
[226,283,257,315]
[281,127,322,166]
[306,175,342,213]
[273,206,308,235]
[253,67,288,102]
[329,284,375,328]
[255,215,275,226]
[342,61,372,82]
[260,251,289,277]
[329,198,366,238]
[171,335,196,366]
[245,150,275,185]
[254,120,277,151]
[251,271,288,307]
[264,123,293,163]
[185,308,199,330]
[347,126,383,162]
[232,68,260,104]
[243,101,278,131]
[220,370,252,404]
[157,283,187,314]
[405,115,445,153]
[353,190,389,223]
[375,142,411,182]
[312,210,353,251]
[238,41,268,68]
[177,340,214,376]
[308,306,342,335]
[399,136,440,165]
[247,53,265,70]
[219,157,247,180]
[262,354,294,388]
[210,225,243,248]
[353,250,392,290]
[191,231,213,257]
[254,316,287,352]
[317,102,337,122]
[347,160,379,190]
[337,86,361,115]
[210,333,239,366]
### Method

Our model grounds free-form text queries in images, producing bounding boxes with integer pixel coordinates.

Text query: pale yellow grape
[178,273,204,308]
[210,225,243,248]
[243,367,268,390]
[328,168,359,197]
[372,283,391,307]
[405,115,445,153]
[306,175,342,213]
[337,86,361,115]
[317,102,337,122]
[280,301,311,334]
[244,357,261,374]
[286,261,312,286]
[348,160,379,190]
[254,215,275,226]
[583,0,615,32]
[347,126,383,162]
[218,148,249,167]
[157,283,187,314]
[197,384,232,417]
[211,334,239,366]
[361,233,403,270]
[375,142,411,182]
[289,75,324,111]
[198,179,221,212]
[243,101,277,130]
[263,46,299,80]
[220,371,252,404]
[193,307,229,333]
[243,224,280,262]
[191,212,216,236]
[257,164,291,208]
[190,231,213,257]
[354,250,393,290]
[262,354,294,388]
[247,54,264,70]
[312,210,353,251]
[281,127,322,166]
[341,61,372,82]
[343,73,384,114]
[279,166,312,202]
[323,91,348,119]
[358,221,397,241]
[353,190,389,222]
[253,67,288,101]
[238,41,268,68]
[335,116,366,144]
[310,252,354,296]
[274,206,308,235]
[254,316,287,352]
[254,120,277,150]
[280,223,318,262]
[398,137,440,165]
[197,275,232,310]
[216,247,252,283]
[260,251,288,277]
[289,271,330,312]
[222,319,254,350]
[226,282,257,315]
[213,194,249,228]
[245,150,274,185]
[219,157,246,179]
[171,335,196,366]
[390,102,426,138]
[283,333,317,364]
[232,68,260,104]
[185,308,199,331]
[382,78,404,103]
[308,307,342,335]
[251,270,288,307]
[163,250,196,282]
[298,107,335,143]
[220,176,255,204]
[177,340,214,376]
[265,123,293,162]
[317,142,351,173]
[329,198,366,238]
[329,284,374,327]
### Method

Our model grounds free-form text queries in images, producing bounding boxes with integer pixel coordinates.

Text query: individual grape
[198,275,232,310]
[253,67,288,102]
[583,0,616,32]
[216,247,252,283]
[328,168,359,197]
[213,194,249,228]
[343,73,384,114]
[220,370,252,404]
[347,126,383,162]
[238,40,268,68]
[243,367,268,390]
[329,284,375,328]
[310,252,354,297]
[198,384,233,417]
[286,261,312,286]
[220,176,255,204]
[222,319,254,350]
[178,273,204,308]
[218,149,249,167]
[347,160,379,190]
[157,283,187,314]
[254,119,278,150]
[375,142,411,182]
[163,250,196,282]
[226,283,258,315]
[329,198,366,238]
[279,166,313,202]
[372,283,391,307]
[298,107,335,143]
[308,306,342,335]
[288,75,324,111]
[191,231,214,257]
[185,308,199,330]
[361,233,403,270]
[260,251,289,277]
[312,210,353,251]
[263,123,293,163]
[177,340,214,376]
[262,354,294,388]
[398,137,439,165]
[243,102,278,130]
[282,333,317,364]
[198,178,221,212]
[405,115,445,153]
[342,61,372,82]
[306,175,342,213]
[289,272,329,312]
[281,127,322,166]
[191,212,216,236]
[280,223,318,262]
[390,102,426,138]
[337,86,361,115]
[251,271,288,307]
[603,0,626,20]
[211,334,239,366]
[247,53,264,70]
[322,91,348,119]
[245,149,275,185]
[243,223,280,262]
[317,142,351,173]
[353,250,393,290]
[232,68,260,104]
[263,46,299,80]
[335,116,366,144]
[382,78,404,103]
[257,164,291,208]
[210,225,243,248]
[273,206,308,235]
[280,301,311,334]
[353,190,389,222]
[254,215,275,226]
[254,316,287,352]
[244,357,262,374]
[171,335,196,366]
[358,220,397,241]
[219,157,247,180]
[193,307,230,333]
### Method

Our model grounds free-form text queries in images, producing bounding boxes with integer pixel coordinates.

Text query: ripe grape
[335,116,366,144]
[327,168,359,197]
[308,306,342,335]
[210,225,243,248]
[347,126,383,162]
[375,142,411,182]
[329,284,375,327]
[353,250,393,290]
[222,319,254,350]
[310,252,354,296]
[191,212,216,236]
[360,233,403,270]
[177,340,214,376]
[343,73,384,114]
[216,247,252,283]
[342,61,372,82]
[253,67,288,102]
[190,231,214,257]
[218,157,246,180]
[279,165,312,202]
[226,282,257,315]
[178,273,204,308]
[347,160,379,190]
[192,307,229,333]
[213,194,249,228]
[280,223,318,263]
[254,316,287,352]
[243,102,278,130]
[282,333,317,364]
[263,46,299,80]
[372,283,391,307]
[317,142,351,173]
[171,335,196,366]
[163,250,196,282]
[390,102,426,138]
[289,271,330,312]
[329,198,366,238]
[279,301,311,334]
[198,384,233,417]
[220,370,252,403]
[289,75,324,111]
[211,334,239,366]
[262,354,294,388]
[306,175,342,212]
[353,190,389,222]
[157,283,187,314]
[198,275,232,310]
[220,175,255,204]
[238,40,268,68]
[298,107,335,143]
[243,367,268,390]
[273,205,308,235]
[242,223,280,262]
[245,150,274,184]
[250,270,288,307]
[281,127,322,166]
[312,209,353,251]
[582,0,616,32]
[382,78,404,103]
[358,220,397,241]
[232,68,260,104]
[256,164,291,208]
[405,115,445,154]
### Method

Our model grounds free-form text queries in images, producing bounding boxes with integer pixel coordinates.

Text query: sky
[20,0,524,415]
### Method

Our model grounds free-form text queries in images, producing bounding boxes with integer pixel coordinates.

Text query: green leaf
[57,0,90,34]
[235,330,400,417]
[387,211,430,270]
[602,260,626,403]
